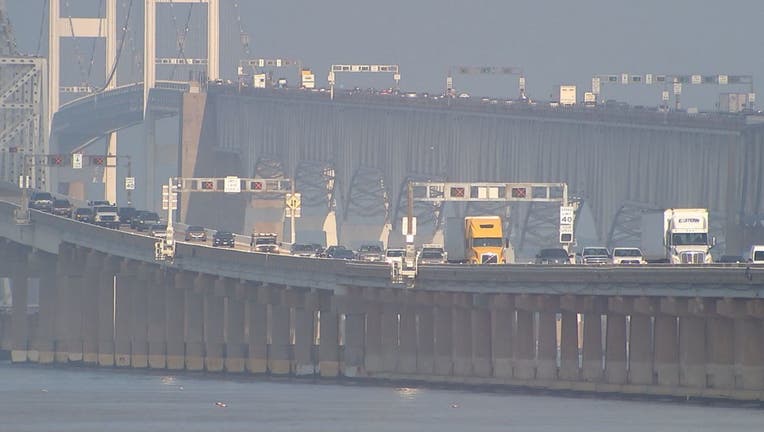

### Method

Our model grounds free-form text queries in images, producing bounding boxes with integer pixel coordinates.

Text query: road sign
[224,176,241,193]
[402,217,417,236]
[285,207,301,218]
[125,177,135,190]
[72,153,83,169]
[559,206,575,244]
[162,185,177,210]
[285,193,301,210]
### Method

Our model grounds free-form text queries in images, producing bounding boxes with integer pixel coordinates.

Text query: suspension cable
[169,3,194,80]
[233,0,251,58]
[99,0,133,91]
[85,0,105,84]
[34,0,49,56]
[64,0,90,87]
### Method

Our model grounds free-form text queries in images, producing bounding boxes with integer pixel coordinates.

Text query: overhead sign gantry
[447,65,527,100]
[156,176,293,261]
[328,64,400,100]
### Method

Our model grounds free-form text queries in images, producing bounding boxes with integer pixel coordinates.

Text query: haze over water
[1,362,762,431]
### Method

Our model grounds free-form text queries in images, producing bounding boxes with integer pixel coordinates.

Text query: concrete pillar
[185,274,206,371]
[81,251,103,364]
[536,311,557,380]
[734,317,764,390]
[582,313,603,381]
[379,307,399,373]
[129,263,150,368]
[628,314,653,385]
[679,316,706,388]
[472,305,492,377]
[318,292,339,377]
[30,253,57,364]
[204,278,226,372]
[706,317,735,389]
[114,261,136,367]
[54,245,76,363]
[654,315,679,386]
[343,312,365,377]
[397,306,417,374]
[434,301,453,376]
[559,311,579,381]
[269,304,292,375]
[165,271,185,370]
[10,273,29,363]
[416,307,435,375]
[147,267,167,369]
[224,284,247,373]
[293,304,316,376]
[490,295,513,379]
[247,298,268,374]
[605,314,628,384]
[451,303,472,376]
[97,257,120,367]
[513,309,535,380]
[364,303,382,373]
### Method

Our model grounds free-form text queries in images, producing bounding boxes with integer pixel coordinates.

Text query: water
[0,362,762,431]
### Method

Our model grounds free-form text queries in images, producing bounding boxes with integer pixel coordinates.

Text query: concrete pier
[224,282,247,373]
[165,272,185,370]
[146,267,167,369]
[185,274,206,371]
[204,278,226,372]
[318,292,340,377]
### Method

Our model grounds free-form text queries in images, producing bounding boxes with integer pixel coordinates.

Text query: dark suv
[131,211,160,231]
[73,207,93,223]
[213,231,235,248]
[29,191,54,212]
[535,248,572,264]
[51,199,73,217]
[118,207,137,225]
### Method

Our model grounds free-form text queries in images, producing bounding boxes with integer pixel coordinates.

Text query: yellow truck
[445,216,507,264]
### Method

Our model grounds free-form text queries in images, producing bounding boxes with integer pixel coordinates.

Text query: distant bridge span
[181,87,764,255]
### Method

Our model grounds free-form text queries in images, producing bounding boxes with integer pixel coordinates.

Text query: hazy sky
[6,0,764,108]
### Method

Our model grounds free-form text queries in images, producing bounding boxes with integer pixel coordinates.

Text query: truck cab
[465,216,506,264]
[664,208,714,264]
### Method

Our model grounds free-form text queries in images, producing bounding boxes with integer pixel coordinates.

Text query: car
[355,244,384,262]
[385,248,405,266]
[611,247,646,264]
[29,191,54,212]
[92,205,120,228]
[290,243,320,257]
[73,207,93,223]
[131,211,160,231]
[535,248,572,264]
[184,225,207,242]
[580,247,611,265]
[51,199,72,218]
[717,255,745,264]
[212,231,235,247]
[418,244,446,265]
[148,223,168,238]
[250,232,279,253]
[118,207,137,225]
[325,245,355,260]
[88,200,111,207]
[749,245,764,264]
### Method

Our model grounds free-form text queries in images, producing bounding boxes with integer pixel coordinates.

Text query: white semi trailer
[663,208,714,264]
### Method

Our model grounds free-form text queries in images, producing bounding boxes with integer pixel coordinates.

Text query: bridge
[1,0,764,403]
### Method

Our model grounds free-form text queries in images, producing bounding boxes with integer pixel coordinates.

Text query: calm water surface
[0,362,762,431]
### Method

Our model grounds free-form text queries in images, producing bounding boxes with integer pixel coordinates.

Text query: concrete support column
[433,296,453,376]
[582,312,603,381]
[364,303,382,373]
[628,314,653,385]
[318,292,339,377]
[605,313,628,384]
[451,302,472,376]
[97,257,120,367]
[114,261,136,367]
[165,271,186,370]
[30,253,57,364]
[269,304,292,375]
[397,306,417,374]
[559,311,579,381]
[81,251,103,364]
[147,267,167,369]
[734,316,764,390]
[129,263,150,368]
[293,301,316,376]
[63,249,86,363]
[54,245,76,363]
[513,309,535,380]
[536,311,557,380]
[204,278,226,372]
[706,317,735,389]
[653,315,679,386]
[379,307,399,373]
[185,275,206,371]
[247,297,268,374]
[343,312,365,377]
[224,284,247,373]
[10,273,29,363]
[472,305,492,377]
[490,295,513,379]
[679,316,706,388]
[416,306,435,374]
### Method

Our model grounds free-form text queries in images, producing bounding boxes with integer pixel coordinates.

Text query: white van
[749,245,764,264]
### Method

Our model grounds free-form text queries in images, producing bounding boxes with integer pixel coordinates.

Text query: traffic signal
[201,181,214,190]
[50,155,63,166]
[91,156,105,166]
[511,187,527,198]
[251,181,263,190]
[449,187,465,197]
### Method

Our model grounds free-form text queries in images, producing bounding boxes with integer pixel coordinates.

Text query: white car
[385,248,405,266]
[612,247,646,264]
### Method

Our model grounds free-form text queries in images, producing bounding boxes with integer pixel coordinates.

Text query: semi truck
[641,208,714,263]
[445,216,507,264]
[551,85,576,107]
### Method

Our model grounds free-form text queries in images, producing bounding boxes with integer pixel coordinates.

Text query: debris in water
[178,386,184,391]
[41,389,48,393]
[215,401,228,408]
[450,403,460,408]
